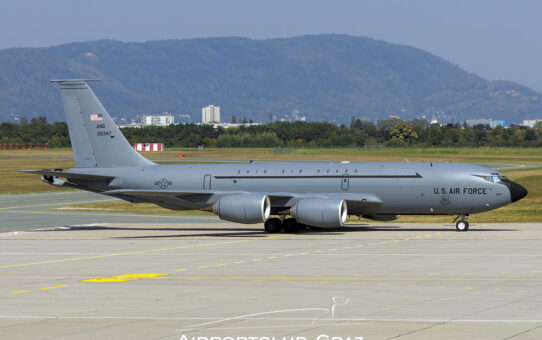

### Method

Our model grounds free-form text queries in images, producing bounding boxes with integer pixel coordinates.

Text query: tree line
[1,117,542,148]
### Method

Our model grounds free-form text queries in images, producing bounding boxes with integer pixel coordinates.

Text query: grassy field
[2,147,541,222]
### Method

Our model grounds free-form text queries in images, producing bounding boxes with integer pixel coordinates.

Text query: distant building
[521,119,542,128]
[465,119,505,128]
[202,105,220,123]
[141,113,174,126]
[118,122,142,128]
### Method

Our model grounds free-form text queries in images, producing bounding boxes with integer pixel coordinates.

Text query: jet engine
[213,194,271,224]
[362,214,400,221]
[292,198,347,228]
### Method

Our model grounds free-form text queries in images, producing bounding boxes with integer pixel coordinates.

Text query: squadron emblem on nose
[154,178,172,189]
[440,195,451,206]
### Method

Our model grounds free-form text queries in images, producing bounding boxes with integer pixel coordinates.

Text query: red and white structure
[133,143,164,152]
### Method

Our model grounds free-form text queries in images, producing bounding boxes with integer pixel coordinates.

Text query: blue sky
[1,0,541,91]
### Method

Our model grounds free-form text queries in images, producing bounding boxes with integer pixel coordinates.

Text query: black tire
[283,218,301,233]
[264,218,282,233]
[456,220,469,232]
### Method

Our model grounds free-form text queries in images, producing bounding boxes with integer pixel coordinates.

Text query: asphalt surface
[1,191,541,339]
[0,191,223,234]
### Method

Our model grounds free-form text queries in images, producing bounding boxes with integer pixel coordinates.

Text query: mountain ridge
[0,34,540,124]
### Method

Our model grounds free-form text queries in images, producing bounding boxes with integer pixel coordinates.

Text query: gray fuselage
[79,161,517,216]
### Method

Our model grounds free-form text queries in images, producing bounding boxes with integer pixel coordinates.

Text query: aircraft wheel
[283,218,301,233]
[456,220,469,232]
[264,218,282,233]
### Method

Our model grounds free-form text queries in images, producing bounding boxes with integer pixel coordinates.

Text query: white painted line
[0,316,539,323]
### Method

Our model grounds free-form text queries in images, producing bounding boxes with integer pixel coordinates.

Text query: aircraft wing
[102,189,382,209]
[18,169,114,181]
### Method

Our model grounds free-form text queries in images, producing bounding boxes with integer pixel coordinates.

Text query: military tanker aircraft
[20,80,527,232]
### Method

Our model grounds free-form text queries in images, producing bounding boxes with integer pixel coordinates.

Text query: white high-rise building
[141,114,174,126]
[202,105,220,123]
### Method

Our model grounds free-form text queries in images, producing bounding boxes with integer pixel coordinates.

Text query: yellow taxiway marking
[175,268,186,272]
[234,261,244,264]
[3,275,541,283]
[159,276,542,282]
[82,278,137,283]
[267,256,278,259]
[328,248,337,251]
[41,285,68,290]
[216,263,226,267]
[11,290,28,294]
[251,259,262,262]
[114,274,168,278]
[197,266,208,269]
[0,235,284,269]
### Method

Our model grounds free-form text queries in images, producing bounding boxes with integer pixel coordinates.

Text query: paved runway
[1,192,542,339]
[0,191,223,234]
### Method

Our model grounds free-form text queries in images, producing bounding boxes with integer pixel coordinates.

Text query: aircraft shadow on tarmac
[34,224,518,239]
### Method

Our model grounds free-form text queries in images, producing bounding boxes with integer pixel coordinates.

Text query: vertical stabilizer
[52,80,154,168]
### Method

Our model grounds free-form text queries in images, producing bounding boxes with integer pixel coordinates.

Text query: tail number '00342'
[97,130,112,136]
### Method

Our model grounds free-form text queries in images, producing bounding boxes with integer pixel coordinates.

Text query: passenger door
[203,174,212,190]
[341,173,349,191]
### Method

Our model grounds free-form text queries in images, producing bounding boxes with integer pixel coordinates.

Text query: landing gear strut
[264,218,282,233]
[455,215,470,232]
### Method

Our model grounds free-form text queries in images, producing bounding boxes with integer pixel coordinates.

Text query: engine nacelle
[362,214,400,221]
[292,198,347,228]
[214,194,271,224]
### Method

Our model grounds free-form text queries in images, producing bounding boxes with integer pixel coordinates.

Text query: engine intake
[292,198,347,228]
[214,194,271,224]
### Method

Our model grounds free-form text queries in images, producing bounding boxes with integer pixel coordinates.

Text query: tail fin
[52,79,154,168]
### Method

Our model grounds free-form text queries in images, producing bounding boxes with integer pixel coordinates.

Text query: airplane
[20,80,528,233]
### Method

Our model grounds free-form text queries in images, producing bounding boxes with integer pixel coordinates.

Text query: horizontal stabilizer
[18,169,114,181]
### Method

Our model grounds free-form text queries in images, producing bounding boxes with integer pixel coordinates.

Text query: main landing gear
[454,215,470,232]
[264,218,282,233]
[264,218,305,233]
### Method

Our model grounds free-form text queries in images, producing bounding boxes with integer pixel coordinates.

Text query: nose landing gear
[454,215,470,232]
[455,220,469,232]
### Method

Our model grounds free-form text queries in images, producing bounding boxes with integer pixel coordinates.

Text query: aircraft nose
[509,181,528,202]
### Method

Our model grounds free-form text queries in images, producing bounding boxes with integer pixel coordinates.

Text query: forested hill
[0,34,541,124]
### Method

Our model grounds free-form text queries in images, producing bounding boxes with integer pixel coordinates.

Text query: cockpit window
[483,175,510,183]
